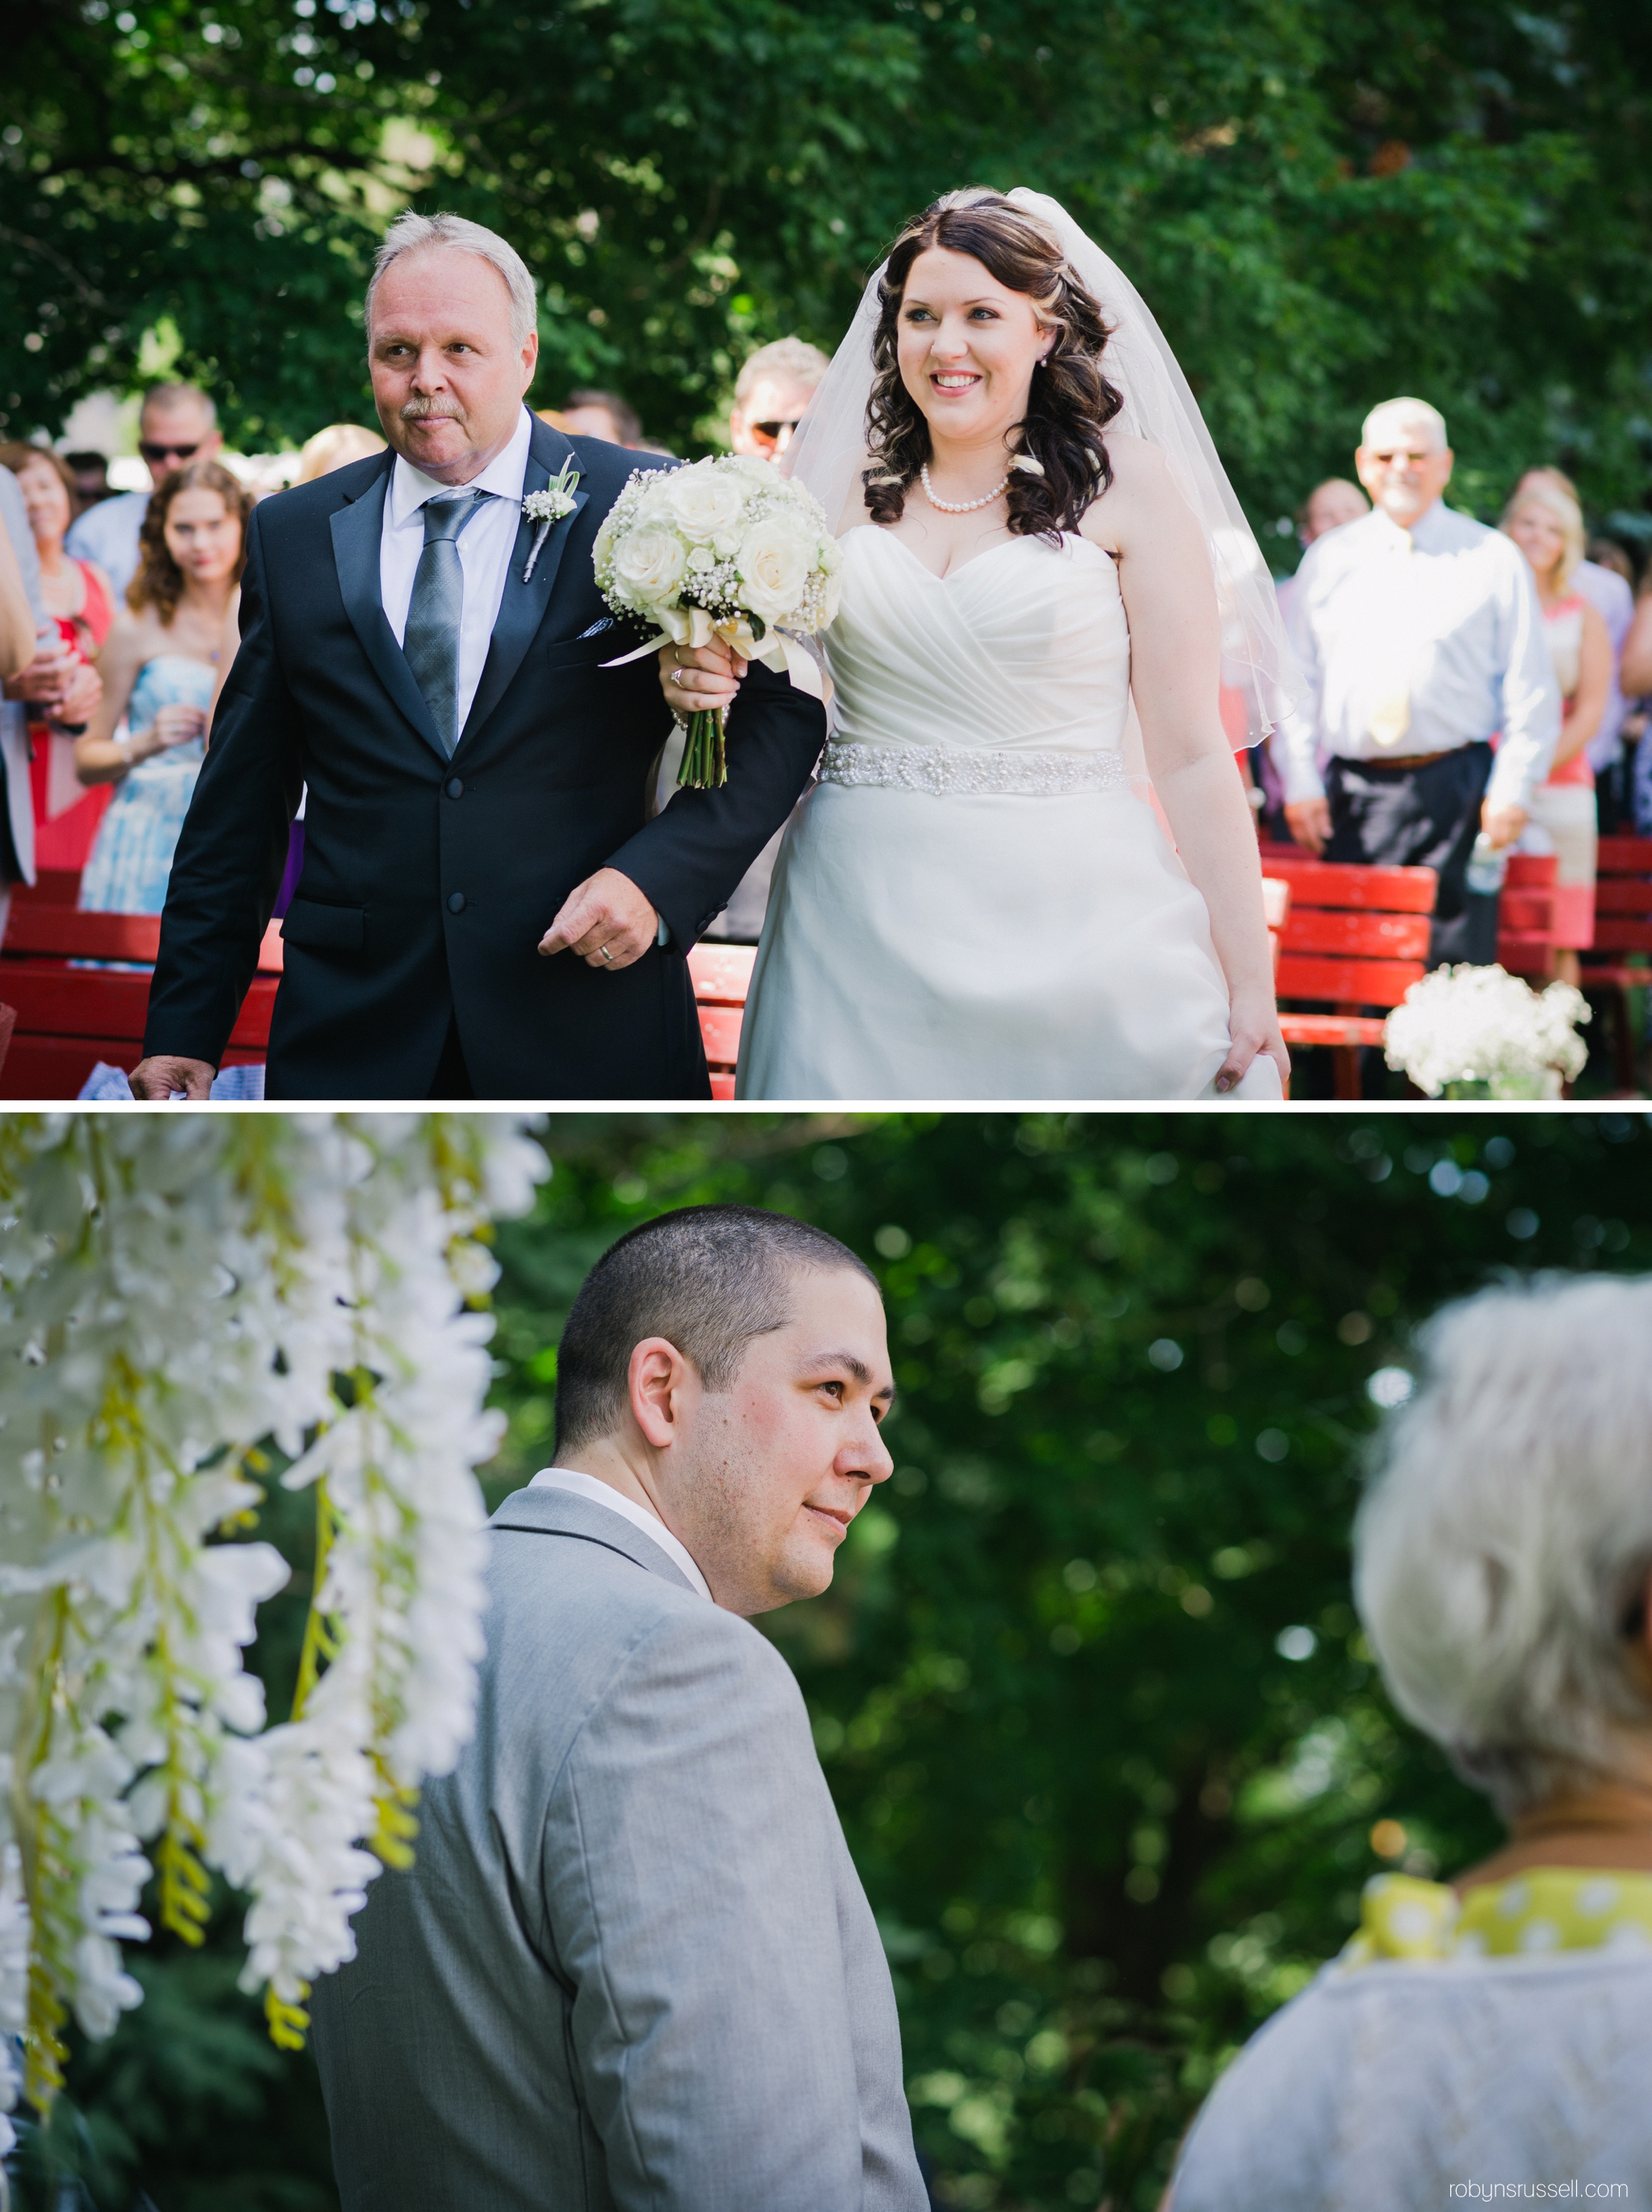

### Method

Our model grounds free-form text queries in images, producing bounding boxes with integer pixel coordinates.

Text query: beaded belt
[818,740,1131,799]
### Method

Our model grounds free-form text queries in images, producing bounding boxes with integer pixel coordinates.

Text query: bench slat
[1283,910,1432,959]
[1276,954,1425,1007]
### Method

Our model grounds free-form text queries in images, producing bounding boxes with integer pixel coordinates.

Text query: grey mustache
[399,399,465,422]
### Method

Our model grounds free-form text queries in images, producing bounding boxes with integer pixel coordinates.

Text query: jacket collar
[488,1482,701,1597]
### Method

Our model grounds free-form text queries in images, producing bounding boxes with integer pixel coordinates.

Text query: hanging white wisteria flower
[0,1112,546,2142]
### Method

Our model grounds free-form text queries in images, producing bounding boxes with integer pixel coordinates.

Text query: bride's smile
[897,244,1049,486]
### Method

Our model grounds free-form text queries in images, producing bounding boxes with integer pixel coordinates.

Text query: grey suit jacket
[310,1484,927,2211]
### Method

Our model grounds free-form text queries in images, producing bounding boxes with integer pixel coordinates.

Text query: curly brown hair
[863,191,1124,544]
[128,458,250,621]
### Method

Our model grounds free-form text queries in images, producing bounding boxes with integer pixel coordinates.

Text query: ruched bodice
[828,527,1129,760]
[736,529,1281,1102]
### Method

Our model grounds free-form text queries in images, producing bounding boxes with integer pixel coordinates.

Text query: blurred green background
[7,0,1652,540]
[14,1107,1652,2210]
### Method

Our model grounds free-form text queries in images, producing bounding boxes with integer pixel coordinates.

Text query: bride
[661,188,1295,1100]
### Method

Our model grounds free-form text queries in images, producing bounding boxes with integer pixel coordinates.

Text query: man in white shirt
[309,1202,928,2212]
[1279,397,1561,965]
[65,384,223,602]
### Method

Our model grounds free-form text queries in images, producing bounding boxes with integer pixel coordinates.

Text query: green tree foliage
[3,1,1649,527]
[14,1108,1652,2210]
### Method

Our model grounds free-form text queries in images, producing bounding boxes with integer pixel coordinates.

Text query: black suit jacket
[142,411,826,1098]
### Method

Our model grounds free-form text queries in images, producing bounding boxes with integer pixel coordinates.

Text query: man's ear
[628,1335,692,1451]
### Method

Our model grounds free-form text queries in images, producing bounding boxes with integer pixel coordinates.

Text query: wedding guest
[0,470,44,933]
[1170,1274,1652,2209]
[0,443,116,870]
[729,336,831,462]
[65,383,223,601]
[561,387,642,446]
[310,1204,927,2210]
[1516,467,1634,793]
[1501,478,1610,986]
[75,459,248,914]
[1262,481,1370,833]
[65,451,112,511]
[693,336,832,941]
[1279,397,1560,965]
[294,421,387,484]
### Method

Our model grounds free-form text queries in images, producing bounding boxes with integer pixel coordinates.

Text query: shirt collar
[389,403,533,528]
[527,1466,714,1601]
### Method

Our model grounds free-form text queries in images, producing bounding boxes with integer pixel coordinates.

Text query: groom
[132,213,826,1098]
[307,1204,928,2211]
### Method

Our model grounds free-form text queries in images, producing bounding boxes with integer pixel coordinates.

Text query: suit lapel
[456,415,590,753]
[329,460,448,764]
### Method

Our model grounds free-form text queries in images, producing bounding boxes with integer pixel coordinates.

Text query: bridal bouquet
[1383,963,1591,1098]
[594,455,841,787]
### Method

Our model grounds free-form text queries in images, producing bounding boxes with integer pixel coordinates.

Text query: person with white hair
[1169,1272,1652,2209]
[1277,397,1561,966]
[1501,476,1612,983]
[131,209,825,1098]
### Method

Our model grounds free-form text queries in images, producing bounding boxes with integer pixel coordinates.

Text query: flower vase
[1489,1067,1563,1100]
[1441,1080,1493,1099]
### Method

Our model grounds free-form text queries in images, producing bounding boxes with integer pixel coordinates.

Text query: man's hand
[1481,800,1526,851]
[659,636,745,720]
[538,866,658,970]
[128,1055,215,1100]
[1284,796,1331,855]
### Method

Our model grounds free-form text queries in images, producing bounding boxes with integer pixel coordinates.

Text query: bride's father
[308,1204,928,2211]
[132,213,825,1098]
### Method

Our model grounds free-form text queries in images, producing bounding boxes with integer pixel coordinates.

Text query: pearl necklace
[920,461,1009,514]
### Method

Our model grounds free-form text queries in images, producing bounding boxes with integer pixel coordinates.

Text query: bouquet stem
[677,706,728,790]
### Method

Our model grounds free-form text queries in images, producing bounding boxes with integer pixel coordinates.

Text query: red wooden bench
[1259,846,1437,1099]
[1496,852,1558,981]
[0,872,283,1100]
[1580,836,1652,1094]
[688,943,755,1100]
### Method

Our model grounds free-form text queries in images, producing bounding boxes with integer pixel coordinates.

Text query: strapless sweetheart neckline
[840,523,1116,589]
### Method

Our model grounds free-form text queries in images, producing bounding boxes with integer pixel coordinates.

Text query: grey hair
[1361,394,1448,451]
[734,336,832,407]
[141,383,216,428]
[366,211,537,349]
[1354,1274,1652,1818]
[552,1204,878,1457]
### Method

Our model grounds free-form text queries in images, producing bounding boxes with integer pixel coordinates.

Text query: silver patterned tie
[403,490,492,758]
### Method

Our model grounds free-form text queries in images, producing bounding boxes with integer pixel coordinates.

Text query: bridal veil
[782,186,1305,750]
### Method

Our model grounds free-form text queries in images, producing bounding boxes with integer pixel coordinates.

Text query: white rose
[736,517,812,624]
[661,465,748,540]
[611,525,688,607]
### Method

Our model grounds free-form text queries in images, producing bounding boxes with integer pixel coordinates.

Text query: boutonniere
[521,459,582,582]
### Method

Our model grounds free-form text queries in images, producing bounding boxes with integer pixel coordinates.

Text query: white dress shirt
[65,489,148,603]
[379,405,532,738]
[1279,500,1561,814]
[528,1466,712,1601]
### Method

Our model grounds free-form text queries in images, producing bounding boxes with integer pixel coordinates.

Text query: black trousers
[427,1016,474,1100]
[1325,742,1498,967]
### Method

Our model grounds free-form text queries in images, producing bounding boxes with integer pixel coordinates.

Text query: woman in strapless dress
[664,190,1295,1102]
[77,459,249,915]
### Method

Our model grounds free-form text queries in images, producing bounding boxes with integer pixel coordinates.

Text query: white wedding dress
[736,524,1283,1100]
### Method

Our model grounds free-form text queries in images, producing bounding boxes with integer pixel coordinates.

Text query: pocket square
[578,616,615,638]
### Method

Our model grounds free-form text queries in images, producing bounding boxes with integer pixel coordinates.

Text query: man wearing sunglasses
[65,382,223,601]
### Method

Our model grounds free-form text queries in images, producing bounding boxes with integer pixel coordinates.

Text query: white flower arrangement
[1383,962,1591,1098]
[521,458,582,582]
[593,454,841,787]
[0,1112,546,2145]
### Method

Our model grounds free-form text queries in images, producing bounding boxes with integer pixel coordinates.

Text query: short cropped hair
[1354,1275,1652,1818]
[367,211,537,349]
[563,388,642,446]
[733,336,832,407]
[1360,396,1448,452]
[141,382,217,430]
[552,1204,878,1456]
